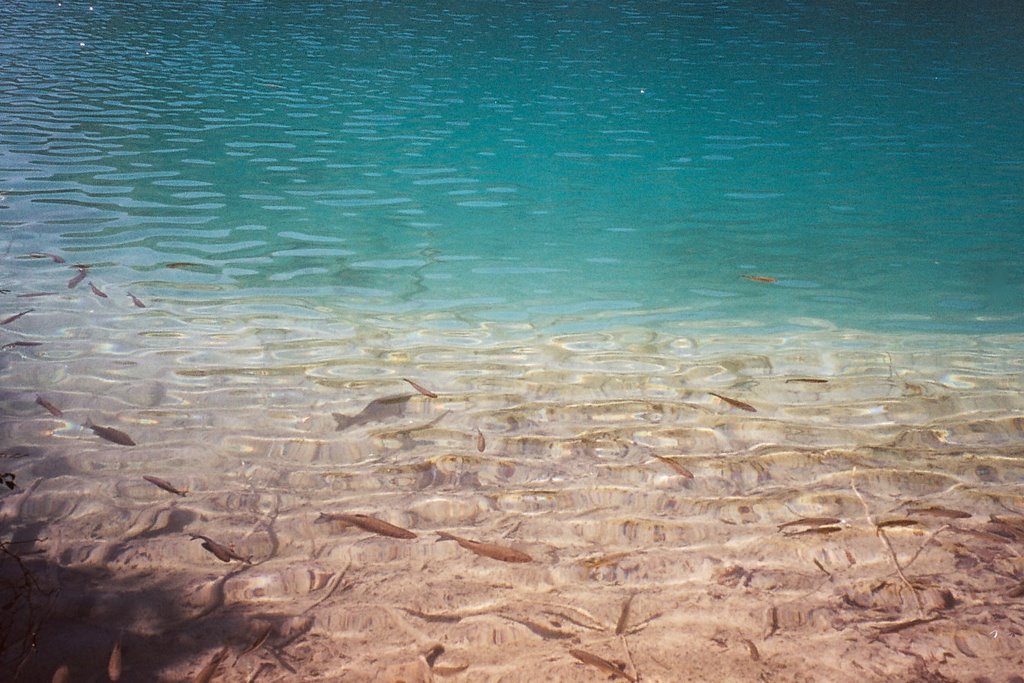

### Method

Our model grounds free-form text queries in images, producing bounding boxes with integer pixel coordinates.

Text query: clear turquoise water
[2,0,1024,334]
[4,6,1024,680]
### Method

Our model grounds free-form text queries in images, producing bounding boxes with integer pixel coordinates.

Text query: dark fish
[568,649,635,682]
[742,638,760,661]
[436,531,532,563]
[1,309,33,325]
[654,455,694,479]
[403,377,438,398]
[777,517,841,530]
[190,534,250,563]
[316,513,417,539]
[400,607,463,624]
[579,551,630,570]
[476,428,486,453]
[143,475,187,497]
[764,605,779,638]
[741,274,777,283]
[784,525,843,537]
[67,266,88,289]
[127,292,146,308]
[424,644,444,667]
[906,506,971,519]
[192,646,229,683]
[615,593,635,635]
[27,252,65,263]
[987,516,1024,542]
[876,616,940,634]
[239,623,273,656]
[2,341,43,350]
[87,421,136,446]
[504,616,575,640]
[332,394,413,431]
[36,395,64,417]
[709,392,757,412]
[166,261,202,269]
[17,291,57,298]
[88,281,108,298]
[785,378,829,384]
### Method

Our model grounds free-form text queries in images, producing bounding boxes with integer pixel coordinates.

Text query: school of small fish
[4,252,1011,681]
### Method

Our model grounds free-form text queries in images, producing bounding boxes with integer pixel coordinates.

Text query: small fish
[127,292,146,308]
[1,309,33,325]
[143,475,187,497]
[424,644,445,667]
[86,421,136,446]
[987,517,1024,543]
[906,506,971,519]
[192,646,229,683]
[742,638,760,661]
[316,513,417,539]
[785,378,829,384]
[876,518,921,529]
[403,377,438,398]
[108,637,123,682]
[777,517,842,530]
[709,392,757,412]
[88,281,108,298]
[568,649,635,682]
[742,274,777,284]
[579,551,631,570]
[615,593,635,635]
[67,266,88,289]
[504,616,574,640]
[784,525,843,537]
[239,624,273,656]
[476,428,486,453]
[36,395,64,417]
[2,341,43,350]
[27,252,66,263]
[433,664,470,676]
[166,261,202,269]
[17,291,57,298]
[436,531,532,563]
[654,455,694,479]
[190,534,250,563]
[764,605,779,638]
[876,616,940,634]
[400,607,463,624]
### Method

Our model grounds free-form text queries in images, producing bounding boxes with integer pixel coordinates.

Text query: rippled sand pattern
[2,298,1024,682]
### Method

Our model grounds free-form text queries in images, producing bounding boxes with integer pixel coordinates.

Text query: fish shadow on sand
[332,394,414,431]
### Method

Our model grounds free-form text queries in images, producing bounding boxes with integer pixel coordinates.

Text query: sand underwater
[0,256,1023,683]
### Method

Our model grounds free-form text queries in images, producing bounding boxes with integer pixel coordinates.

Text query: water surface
[2,2,1024,681]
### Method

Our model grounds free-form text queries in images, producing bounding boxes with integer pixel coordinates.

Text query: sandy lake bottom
[2,299,1024,683]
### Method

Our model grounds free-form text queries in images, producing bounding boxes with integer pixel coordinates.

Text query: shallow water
[3,0,1024,333]
[2,1,1024,681]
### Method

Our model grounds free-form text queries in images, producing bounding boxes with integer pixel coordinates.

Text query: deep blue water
[2,0,1024,334]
